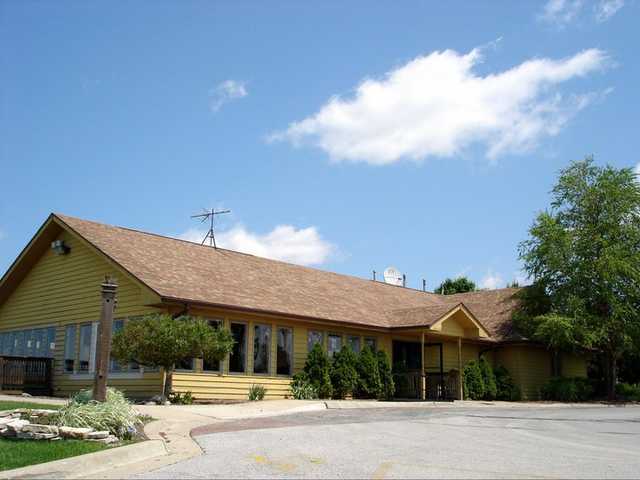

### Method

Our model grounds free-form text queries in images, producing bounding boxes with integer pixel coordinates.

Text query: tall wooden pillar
[93,277,118,402]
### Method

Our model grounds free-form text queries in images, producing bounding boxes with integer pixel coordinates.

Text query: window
[110,320,124,372]
[253,324,271,374]
[327,334,342,358]
[5,332,15,356]
[14,331,25,357]
[277,327,293,376]
[0,328,56,359]
[64,325,76,373]
[229,323,247,373]
[33,329,45,357]
[365,337,377,352]
[203,319,223,372]
[307,330,323,352]
[46,327,56,358]
[347,335,361,353]
[78,324,93,372]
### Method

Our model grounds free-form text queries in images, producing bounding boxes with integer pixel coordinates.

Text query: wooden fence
[0,356,53,396]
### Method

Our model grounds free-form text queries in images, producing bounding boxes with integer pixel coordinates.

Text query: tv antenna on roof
[190,208,231,248]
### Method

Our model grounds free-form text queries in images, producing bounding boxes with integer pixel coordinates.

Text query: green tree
[111,314,234,400]
[304,343,333,399]
[434,277,476,295]
[518,158,640,400]
[330,346,359,399]
[463,360,485,400]
[376,350,395,400]
[355,345,382,398]
[478,356,497,400]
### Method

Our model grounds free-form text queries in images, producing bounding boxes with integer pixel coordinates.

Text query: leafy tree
[355,345,382,398]
[376,350,395,400]
[330,346,359,399]
[434,277,476,295]
[304,343,333,399]
[519,158,640,400]
[479,356,497,400]
[111,314,234,400]
[463,360,484,400]
[494,365,521,401]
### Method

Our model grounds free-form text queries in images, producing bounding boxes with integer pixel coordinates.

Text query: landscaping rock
[30,409,58,416]
[6,419,30,432]
[0,416,19,427]
[59,426,93,439]
[85,430,110,440]
[21,392,33,397]
[89,434,119,445]
[22,424,59,435]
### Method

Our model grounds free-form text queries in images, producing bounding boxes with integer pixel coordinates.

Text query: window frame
[364,337,377,352]
[77,323,93,373]
[276,326,294,377]
[229,321,248,374]
[347,335,361,354]
[64,324,77,373]
[252,323,272,376]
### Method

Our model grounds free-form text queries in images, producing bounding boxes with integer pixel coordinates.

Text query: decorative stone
[21,392,33,397]
[85,430,110,440]
[6,419,30,432]
[59,426,93,439]
[17,431,35,440]
[22,424,59,435]
[0,416,18,427]
[89,435,119,445]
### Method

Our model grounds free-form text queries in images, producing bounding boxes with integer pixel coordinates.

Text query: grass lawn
[0,401,63,411]
[0,438,108,471]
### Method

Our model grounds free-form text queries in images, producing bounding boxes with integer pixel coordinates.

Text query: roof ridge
[53,213,442,298]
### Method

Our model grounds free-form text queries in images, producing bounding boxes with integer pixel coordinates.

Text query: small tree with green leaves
[304,343,333,399]
[434,277,476,295]
[356,345,382,398]
[330,346,359,399]
[111,314,234,400]
[376,350,395,400]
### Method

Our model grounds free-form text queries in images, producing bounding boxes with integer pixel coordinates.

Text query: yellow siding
[172,373,292,400]
[0,229,163,399]
[495,345,552,400]
[561,353,588,377]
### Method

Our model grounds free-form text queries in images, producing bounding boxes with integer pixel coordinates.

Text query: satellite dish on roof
[383,266,403,286]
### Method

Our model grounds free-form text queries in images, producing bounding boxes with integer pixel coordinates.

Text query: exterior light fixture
[51,239,70,255]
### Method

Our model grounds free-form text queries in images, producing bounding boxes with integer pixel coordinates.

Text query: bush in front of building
[290,372,318,399]
[248,384,266,401]
[330,346,359,399]
[494,365,522,401]
[355,345,382,399]
[463,360,485,400]
[304,343,333,399]
[540,377,594,402]
[376,350,395,400]
[615,383,640,402]
[478,356,497,400]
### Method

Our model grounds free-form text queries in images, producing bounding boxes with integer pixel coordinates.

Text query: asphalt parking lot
[138,405,640,479]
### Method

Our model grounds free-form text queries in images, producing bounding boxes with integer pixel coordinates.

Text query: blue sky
[1,0,638,290]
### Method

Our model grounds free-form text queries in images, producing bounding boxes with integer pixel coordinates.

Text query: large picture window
[0,327,56,359]
[203,319,223,372]
[277,327,293,376]
[327,334,342,358]
[307,330,323,352]
[253,324,271,374]
[347,335,361,353]
[365,337,377,352]
[229,323,247,373]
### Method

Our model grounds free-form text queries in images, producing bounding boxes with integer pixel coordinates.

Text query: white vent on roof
[383,266,403,286]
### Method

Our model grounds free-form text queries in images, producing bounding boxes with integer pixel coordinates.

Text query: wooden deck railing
[0,356,53,396]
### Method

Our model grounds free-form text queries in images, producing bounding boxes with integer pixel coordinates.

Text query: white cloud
[209,80,247,112]
[480,270,504,290]
[539,0,584,26]
[270,46,609,166]
[179,224,335,266]
[594,0,624,22]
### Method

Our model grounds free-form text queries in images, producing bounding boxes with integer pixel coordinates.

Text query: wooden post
[93,277,117,402]
[421,331,426,400]
[457,337,463,400]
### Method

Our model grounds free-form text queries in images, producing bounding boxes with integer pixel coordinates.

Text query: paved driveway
[137,405,640,479]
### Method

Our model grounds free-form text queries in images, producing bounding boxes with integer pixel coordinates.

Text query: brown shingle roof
[53,214,521,340]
